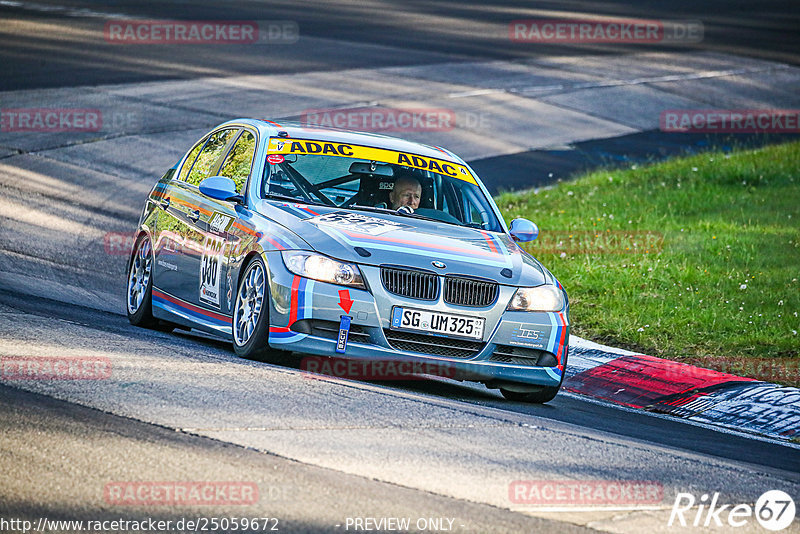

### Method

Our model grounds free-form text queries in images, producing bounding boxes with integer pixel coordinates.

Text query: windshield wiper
[398,211,444,224]
[263,193,326,207]
[347,204,397,214]
[347,204,451,225]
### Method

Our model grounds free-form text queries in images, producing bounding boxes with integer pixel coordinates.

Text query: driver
[389,175,421,210]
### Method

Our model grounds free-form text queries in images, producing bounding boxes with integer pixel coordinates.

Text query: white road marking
[0,0,134,19]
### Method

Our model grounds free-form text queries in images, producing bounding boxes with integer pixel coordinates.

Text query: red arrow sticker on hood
[338,289,353,313]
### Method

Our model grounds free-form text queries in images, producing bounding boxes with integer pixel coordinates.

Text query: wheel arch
[127,227,154,274]
[236,250,266,289]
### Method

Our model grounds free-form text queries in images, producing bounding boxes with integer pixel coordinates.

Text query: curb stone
[567,336,799,441]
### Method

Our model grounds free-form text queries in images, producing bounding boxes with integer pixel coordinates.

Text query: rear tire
[126,234,158,328]
[232,256,271,359]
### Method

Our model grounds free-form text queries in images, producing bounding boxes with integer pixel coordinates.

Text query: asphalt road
[1,288,798,532]
[0,0,798,91]
[1,384,585,533]
[3,287,799,475]
[1,1,799,532]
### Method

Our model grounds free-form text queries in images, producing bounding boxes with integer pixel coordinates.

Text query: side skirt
[151,287,233,338]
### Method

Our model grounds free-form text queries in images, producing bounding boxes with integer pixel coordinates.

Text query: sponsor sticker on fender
[208,212,233,234]
[509,323,550,350]
[267,138,476,184]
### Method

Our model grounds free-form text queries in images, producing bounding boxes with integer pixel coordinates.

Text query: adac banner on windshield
[267,137,476,184]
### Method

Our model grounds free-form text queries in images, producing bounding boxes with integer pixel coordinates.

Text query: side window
[218,131,256,193]
[442,180,465,223]
[176,136,208,182]
[185,128,237,186]
[469,201,482,225]
[463,190,488,228]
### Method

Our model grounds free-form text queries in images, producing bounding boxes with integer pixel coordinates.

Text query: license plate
[391,307,484,340]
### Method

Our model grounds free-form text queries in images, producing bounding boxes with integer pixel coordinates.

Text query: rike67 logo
[669,490,796,531]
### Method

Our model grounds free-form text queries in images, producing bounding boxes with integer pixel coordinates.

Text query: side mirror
[509,218,538,242]
[199,176,243,204]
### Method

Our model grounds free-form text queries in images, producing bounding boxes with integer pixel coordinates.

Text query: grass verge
[496,141,800,386]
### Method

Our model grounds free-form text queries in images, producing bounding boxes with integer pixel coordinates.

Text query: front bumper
[264,251,569,387]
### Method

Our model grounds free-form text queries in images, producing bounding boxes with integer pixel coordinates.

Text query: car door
[152,133,207,302]
[154,127,239,308]
[194,128,257,316]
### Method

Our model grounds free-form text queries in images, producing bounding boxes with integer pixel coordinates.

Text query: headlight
[281,251,366,289]
[507,285,564,312]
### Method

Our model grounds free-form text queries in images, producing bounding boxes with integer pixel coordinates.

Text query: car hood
[255,200,547,286]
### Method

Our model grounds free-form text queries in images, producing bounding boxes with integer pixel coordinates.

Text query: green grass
[496,141,800,385]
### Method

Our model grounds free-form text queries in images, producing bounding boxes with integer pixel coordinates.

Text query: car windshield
[260,152,502,232]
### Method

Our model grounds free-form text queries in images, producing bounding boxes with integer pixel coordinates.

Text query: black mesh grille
[381,266,438,300]
[490,346,551,366]
[291,319,371,344]
[444,276,499,307]
[384,329,484,359]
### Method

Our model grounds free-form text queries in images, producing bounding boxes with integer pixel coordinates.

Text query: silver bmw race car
[127,119,569,402]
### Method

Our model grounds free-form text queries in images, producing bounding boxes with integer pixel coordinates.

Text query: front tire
[500,352,568,403]
[232,256,271,358]
[500,384,561,403]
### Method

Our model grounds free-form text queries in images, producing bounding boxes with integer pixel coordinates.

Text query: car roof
[220,118,467,165]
